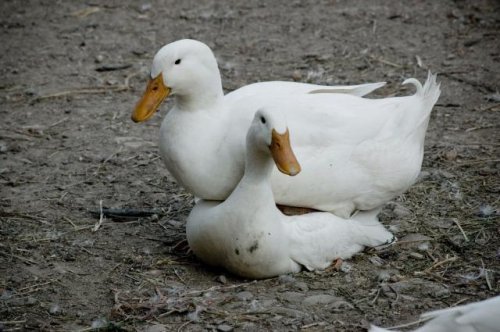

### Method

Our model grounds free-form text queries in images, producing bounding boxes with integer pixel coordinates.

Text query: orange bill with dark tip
[270,128,301,176]
[131,73,170,123]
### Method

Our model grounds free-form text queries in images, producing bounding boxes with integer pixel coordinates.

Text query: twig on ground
[32,71,140,102]
[181,281,257,297]
[478,103,500,112]
[17,281,53,293]
[368,55,403,68]
[0,251,39,265]
[370,287,381,305]
[177,321,191,332]
[0,320,27,325]
[63,216,78,229]
[173,268,186,284]
[388,317,431,330]
[425,255,457,273]
[48,117,69,128]
[89,207,163,220]
[452,218,469,242]
[92,200,105,232]
[440,72,496,92]
[465,124,496,132]
[481,259,493,291]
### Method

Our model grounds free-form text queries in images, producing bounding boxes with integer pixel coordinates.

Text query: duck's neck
[239,147,275,195]
[175,68,225,111]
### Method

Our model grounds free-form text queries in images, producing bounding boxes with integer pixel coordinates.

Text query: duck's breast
[159,107,245,200]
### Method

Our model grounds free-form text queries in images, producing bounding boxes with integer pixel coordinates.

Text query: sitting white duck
[186,109,395,279]
[369,295,500,332]
[132,39,441,218]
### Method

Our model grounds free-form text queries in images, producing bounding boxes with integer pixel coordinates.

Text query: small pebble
[187,305,204,322]
[303,294,339,306]
[24,88,37,96]
[393,204,411,218]
[278,274,295,284]
[417,242,431,251]
[444,149,458,161]
[216,275,227,284]
[433,219,454,229]
[294,281,309,292]
[369,255,385,267]
[416,170,431,182]
[280,291,305,304]
[95,54,104,63]
[91,317,108,329]
[142,324,167,332]
[145,269,162,277]
[399,233,432,249]
[26,296,37,305]
[139,3,152,12]
[0,289,14,301]
[409,252,424,259]
[292,70,302,81]
[235,291,253,301]
[0,141,8,153]
[340,261,352,273]
[485,93,500,102]
[377,270,392,282]
[49,303,61,315]
[217,324,233,332]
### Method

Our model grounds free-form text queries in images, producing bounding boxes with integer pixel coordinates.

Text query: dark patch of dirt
[1,0,499,331]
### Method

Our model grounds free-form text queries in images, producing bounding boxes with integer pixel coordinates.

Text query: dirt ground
[1,0,499,331]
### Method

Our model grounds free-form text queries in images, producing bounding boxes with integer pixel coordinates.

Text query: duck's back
[263,75,439,217]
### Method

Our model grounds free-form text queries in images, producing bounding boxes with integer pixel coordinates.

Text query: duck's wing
[285,211,393,271]
[369,296,500,332]
[226,80,386,100]
[420,296,500,332]
[307,82,386,96]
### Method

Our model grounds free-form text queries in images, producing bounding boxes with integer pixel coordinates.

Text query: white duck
[132,39,441,218]
[369,296,500,332]
[186,109,395,279]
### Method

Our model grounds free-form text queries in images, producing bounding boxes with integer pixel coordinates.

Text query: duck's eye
[260,116,266,124]
[174,59,181,65]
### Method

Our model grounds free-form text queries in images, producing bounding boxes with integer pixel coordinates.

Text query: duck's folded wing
[307,82,386,96]
[226,81,386,100]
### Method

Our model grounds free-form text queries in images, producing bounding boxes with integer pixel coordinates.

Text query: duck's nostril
[288,166,300,176]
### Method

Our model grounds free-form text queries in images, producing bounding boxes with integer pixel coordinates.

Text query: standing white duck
[369,295,500,332]
[132,39,441,218]
[186,109,395,279]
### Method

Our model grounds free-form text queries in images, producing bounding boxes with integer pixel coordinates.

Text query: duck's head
[132,39,222,122]
[248,109,301,176]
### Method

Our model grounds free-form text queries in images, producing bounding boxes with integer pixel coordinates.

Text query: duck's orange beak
[270,128,301,176]
[131,73,170,123]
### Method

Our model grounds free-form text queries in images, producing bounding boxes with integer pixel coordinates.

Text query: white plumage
[132,39,441,218]
[370,296,500,332]
[186,109,395,279]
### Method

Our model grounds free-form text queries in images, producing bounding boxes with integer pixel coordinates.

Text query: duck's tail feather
[403,71,441,104]
[402,71,441,139]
